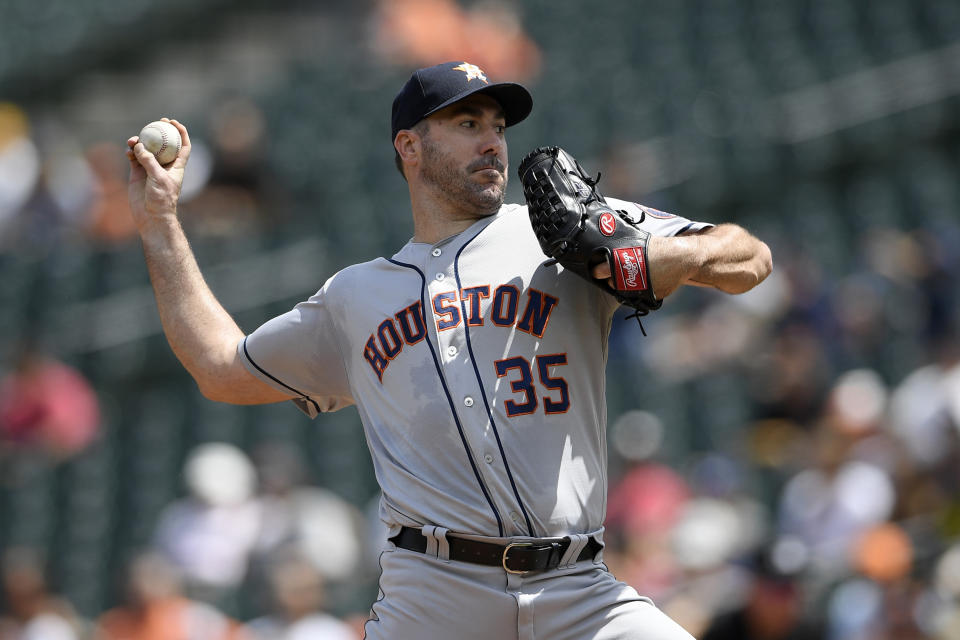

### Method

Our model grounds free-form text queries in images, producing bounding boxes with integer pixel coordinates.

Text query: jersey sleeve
[605,197,714,236]
[238,276,354,418]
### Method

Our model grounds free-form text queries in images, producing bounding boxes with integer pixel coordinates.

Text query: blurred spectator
[241,552,355,640]
[931,543,960,638]
[249,442,365,585]
[825,523,926,640]
[153,443,262,607]
[178,97,270,237]
[0,346,99,460]
[701,541,823,640]
[638,300,767,383]
[84,141,138,245]
[777,371,897,574]
[778,444,895,573]
[852,523,913,586]
[371,0,541,80]
[95,551,243,640]
[207,98,265,194]
[749,319,832,425]
[0,547,84,640]
[36,122,96,241]
[0,103,40,247]
[604,461,690,601]
[823,369,888,439]
[888,334,960,470]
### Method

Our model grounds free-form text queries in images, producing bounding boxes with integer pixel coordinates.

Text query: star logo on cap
[453,63,488,84]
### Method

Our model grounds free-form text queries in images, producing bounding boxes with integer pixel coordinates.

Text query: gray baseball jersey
[238,198,710,541]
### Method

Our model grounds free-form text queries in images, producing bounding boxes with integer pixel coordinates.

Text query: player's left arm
[593,223,772,299]
[652,223,772,297]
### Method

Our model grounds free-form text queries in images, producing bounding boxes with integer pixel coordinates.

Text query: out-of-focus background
[1,0,959,638]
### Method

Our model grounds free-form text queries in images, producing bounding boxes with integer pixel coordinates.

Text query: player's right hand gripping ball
[138,120,182,165]
[518,146,662,317]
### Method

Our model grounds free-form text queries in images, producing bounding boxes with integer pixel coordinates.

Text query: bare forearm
[686,224,772,293]
[650,224,773,297]
[139,216,244,395]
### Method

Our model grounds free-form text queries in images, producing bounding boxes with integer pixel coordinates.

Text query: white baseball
[138,120,182,165]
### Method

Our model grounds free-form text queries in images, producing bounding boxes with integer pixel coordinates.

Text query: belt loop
[434,527,450,562]
[421,525,440,558]
[560,534,587,568]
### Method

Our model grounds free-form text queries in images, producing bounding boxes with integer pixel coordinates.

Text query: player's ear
[394,129,420,172]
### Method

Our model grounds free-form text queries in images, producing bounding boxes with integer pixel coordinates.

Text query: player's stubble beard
[420,134,506,218]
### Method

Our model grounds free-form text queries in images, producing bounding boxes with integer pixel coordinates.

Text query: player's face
[420,94,508,217]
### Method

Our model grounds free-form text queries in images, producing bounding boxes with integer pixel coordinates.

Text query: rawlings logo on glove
[518,146,662,330]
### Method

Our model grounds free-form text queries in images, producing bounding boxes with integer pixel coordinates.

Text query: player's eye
[495,124,506,134]
[460,120,476,128]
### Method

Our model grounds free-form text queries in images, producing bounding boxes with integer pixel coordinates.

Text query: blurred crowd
[0,440,370,640]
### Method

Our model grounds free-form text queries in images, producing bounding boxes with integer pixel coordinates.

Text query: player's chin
[478,183,504,203]
[469,184,505,215]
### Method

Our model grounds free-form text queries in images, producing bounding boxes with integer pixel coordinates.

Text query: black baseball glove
[518,146,662,326]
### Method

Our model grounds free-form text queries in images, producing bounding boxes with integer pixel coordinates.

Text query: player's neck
[411,215,480,245]
[409,186,492,244]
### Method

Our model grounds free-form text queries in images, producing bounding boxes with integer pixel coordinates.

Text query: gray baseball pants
[363,530,696,640]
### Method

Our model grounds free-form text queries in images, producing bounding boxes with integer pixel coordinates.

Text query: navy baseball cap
[391,61,533,141]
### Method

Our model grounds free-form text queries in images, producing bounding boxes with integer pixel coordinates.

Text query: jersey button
[483,454,494,464]
[431,248,442,257]
[446,346,457,357]
[435,273,445,281]
[463,396,474,407]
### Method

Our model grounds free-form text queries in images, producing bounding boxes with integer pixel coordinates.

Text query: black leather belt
[390,526,603,574]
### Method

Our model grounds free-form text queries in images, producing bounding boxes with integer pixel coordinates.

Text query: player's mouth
[468,157,505,177]
[474,167,503,180]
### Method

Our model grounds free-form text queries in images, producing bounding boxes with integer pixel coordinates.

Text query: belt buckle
[502,542,534,575]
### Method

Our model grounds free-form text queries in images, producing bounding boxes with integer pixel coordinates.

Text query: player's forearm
[682,223,772,294]
[649,224,771,297]
[139,216,245,397]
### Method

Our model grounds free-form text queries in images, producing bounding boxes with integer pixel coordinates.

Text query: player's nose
[477,127,505,158]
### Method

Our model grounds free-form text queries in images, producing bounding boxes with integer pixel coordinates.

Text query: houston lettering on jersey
[363,286,559,382]
[363,301,426,381]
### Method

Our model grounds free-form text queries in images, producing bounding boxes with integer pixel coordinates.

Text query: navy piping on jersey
[454,228,536,537]
[242,336,322,415]
[362,549,388,639]
[677,222,697,235]
[387,258,506,537]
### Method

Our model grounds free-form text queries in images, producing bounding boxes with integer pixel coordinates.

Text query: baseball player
[126,62,772,639]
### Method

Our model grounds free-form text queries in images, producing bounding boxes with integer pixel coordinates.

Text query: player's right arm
[126,119,294,405]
